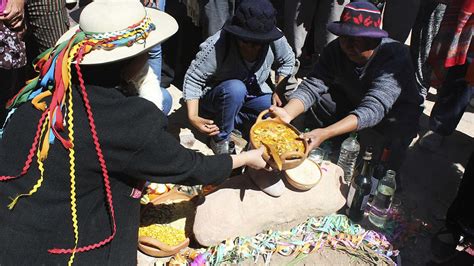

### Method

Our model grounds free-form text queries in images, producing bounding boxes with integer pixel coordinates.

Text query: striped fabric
[428,0,473,87]
[25,0,70,57]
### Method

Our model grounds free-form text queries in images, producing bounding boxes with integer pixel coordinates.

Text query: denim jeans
[200,79,272,142]
[148,0,172,115]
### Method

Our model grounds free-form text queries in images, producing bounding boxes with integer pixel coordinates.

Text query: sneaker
[210,138,231,154]
[419,130,444,152]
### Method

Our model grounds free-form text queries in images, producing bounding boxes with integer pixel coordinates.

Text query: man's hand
[189,115,220,136]
[302,128,330,151]
[0,0,25,30]
[269,105,292,124]
[272,92,283,107]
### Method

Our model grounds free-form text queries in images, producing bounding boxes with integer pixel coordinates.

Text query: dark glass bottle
[371,148,391,196]
[347,147,373,222]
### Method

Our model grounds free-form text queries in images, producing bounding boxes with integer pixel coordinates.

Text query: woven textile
[428,0,473,87]
[25,0,70,56]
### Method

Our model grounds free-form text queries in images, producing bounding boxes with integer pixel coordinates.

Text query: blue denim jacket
[183,30,295,100]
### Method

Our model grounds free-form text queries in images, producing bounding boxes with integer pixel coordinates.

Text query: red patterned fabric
[428,0,473,87]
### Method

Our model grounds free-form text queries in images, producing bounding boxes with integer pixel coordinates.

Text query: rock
[193,161,346,247]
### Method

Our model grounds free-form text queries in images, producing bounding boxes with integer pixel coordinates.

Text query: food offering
[284,159,322,190]
[138,184,195,257]
[140,183,175,205]
[250,110,308,170]
[138,224,190,257]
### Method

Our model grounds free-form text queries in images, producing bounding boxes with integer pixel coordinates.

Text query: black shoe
[431,227,459,264]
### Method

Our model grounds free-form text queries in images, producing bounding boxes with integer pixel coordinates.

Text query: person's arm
[231,146,266,169]
[272,35,295,79]
[186,99,220,136]
[183,33,220,135]
[272,74,288,106]
[304,114,358,150]
[350,45,408,130]
[123,108,266,186]
[271,36,295,106]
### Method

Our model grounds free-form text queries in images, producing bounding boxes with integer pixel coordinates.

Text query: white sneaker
[419,130,444,152]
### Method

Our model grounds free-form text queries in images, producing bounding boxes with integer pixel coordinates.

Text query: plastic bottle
[337,133,360,183]
[368,170,397,227]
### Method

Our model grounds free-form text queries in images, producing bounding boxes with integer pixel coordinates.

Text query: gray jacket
[289,38,424,132]
[183,30,295,100]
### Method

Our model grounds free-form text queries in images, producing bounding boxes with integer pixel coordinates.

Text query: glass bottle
[368,170,397,227]
[347,147,373,222]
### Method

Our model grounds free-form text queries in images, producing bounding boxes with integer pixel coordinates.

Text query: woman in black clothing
[0,1,266,264]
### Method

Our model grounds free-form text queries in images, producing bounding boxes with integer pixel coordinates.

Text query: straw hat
[56,0,178,65]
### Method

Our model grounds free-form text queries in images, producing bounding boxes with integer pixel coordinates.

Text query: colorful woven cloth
[171,214,399,265]
[428,0,473,87]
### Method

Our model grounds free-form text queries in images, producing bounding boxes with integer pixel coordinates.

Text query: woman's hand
[268,105,292,123]
[243,146,267,169]
[301,128,330,151]
[0,0,25,30]
[231,146,266,170]
[189,115,220,136]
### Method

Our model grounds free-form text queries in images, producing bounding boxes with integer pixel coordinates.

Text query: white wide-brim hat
[56,0,178,65]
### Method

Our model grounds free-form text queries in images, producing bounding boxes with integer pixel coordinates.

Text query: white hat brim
[56,8,178,65]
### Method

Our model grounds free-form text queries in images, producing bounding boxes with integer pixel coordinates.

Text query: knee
[216,79,247,102]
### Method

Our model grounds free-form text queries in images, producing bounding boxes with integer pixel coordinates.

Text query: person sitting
[0,1,266,264]
[271,1,424,186]
[183,0,295,154]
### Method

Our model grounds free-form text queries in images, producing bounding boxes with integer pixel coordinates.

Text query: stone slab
[193,161,347,246]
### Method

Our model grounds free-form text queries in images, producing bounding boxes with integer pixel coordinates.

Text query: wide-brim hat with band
[222,0,283,43]
[2,1,178,263]
[57,0,178,65]
[327,1,388,39]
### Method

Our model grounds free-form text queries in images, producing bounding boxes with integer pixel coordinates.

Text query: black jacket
[0,85,232,265]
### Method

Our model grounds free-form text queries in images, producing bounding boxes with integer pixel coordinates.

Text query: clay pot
[138,236,190,257]
[138,188,194,257]
[250,110,309,170]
